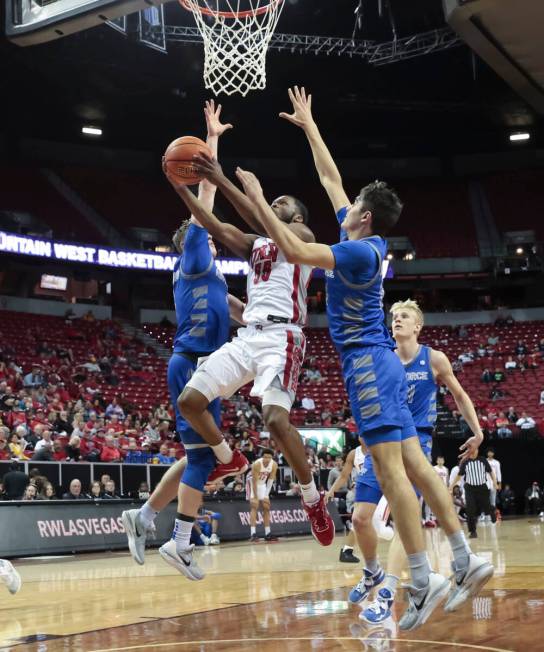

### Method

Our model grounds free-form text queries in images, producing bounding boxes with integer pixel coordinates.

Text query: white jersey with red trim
[434,464,449,486]
[352,445,366,483]
[243,237,312,326]
[254,458,275,485]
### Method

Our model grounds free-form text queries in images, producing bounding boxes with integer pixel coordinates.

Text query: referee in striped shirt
[452,449,497,538]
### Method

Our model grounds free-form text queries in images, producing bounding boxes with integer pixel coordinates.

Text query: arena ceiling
[1,0,542,160]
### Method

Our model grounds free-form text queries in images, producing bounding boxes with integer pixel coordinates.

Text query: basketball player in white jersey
[424,456,449,526]
[434,456,449,486]
[0,559,21,594]
[247,448,278,541]
[163,157,335,564]
[326,438,393,563]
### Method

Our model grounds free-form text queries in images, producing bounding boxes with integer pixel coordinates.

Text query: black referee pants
[465,484,494,534]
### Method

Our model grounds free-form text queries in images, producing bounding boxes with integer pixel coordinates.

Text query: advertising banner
[0,498,343,558]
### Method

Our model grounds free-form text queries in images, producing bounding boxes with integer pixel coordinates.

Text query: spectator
[137,481,150,500]
[23,366,44,388]
[52,440,68,461]
[100,435,122,463]
[2,461,29,499]
[155,443,175,465]
[516,340,528,356]
[458,324,468,338]
[327,456,348,492]
[33,429,53,454]
[493,368,505,383]
[63,479,86,500]
[516,412,538,437]
[476,343,487,357]
[504,356,517,371]
[81,356,101,373]
[53,410,72,435]
[65,436,81,462]
[105,397,125,420]
[0,438,11,460]
[301,395,316,411]
[524,482,542,515]
[8,433,28,460]
[88,481,102,499]
[480,369,492,383]
[506,407,518,424]
[499,484,516,515]
[488,333,499,346]
[304,367,323,384]
[458,351,474,364]
[540,388,544,405]
[102,479,120,499]
[41,482,55,500]
[23,484,38,501]
[495,412,513,439]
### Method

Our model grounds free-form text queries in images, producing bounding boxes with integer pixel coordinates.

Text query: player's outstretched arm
[193,153,268,235]
[165,169,256,260]
[236,168,336,270]
[280,87,350,214]
[193,99,233,220]
[432,350,484,463]
[228,294,246,325]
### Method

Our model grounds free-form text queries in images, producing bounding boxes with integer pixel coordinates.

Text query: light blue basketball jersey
[403,345,438,431]
[172,223,230,354]
[325,207,394,355]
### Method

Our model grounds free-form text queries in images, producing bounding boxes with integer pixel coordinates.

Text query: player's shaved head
[271,195,309,225]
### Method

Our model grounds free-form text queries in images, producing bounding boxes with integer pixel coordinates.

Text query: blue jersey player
[235,86,492,630]
[359,299,493,624]
[122,101,248,579]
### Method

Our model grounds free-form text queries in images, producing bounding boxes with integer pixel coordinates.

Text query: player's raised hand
[192,153,224,184]
[235,167,265,203]
[279,86,314,129]
[204,99,233,138]
[458,432,483,463]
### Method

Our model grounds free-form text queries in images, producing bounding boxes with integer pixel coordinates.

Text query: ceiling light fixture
[509,132,530,142]
[82,126,102,136]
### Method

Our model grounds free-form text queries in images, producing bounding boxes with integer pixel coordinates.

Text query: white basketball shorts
[186,324,306,412]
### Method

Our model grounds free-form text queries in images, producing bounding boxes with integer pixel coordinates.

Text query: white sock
[300,480,320,506]
[172,518,194,552]
[139,501,158,529]
[212,441,233,464]
[265,526,271,536]
[342,545,353,552]
[251,526,256,536]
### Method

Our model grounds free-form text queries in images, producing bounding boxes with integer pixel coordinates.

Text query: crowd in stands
[425,317,544,439]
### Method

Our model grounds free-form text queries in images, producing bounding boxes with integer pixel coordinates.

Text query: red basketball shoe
[302,492,335,546]
[208,449,249,483]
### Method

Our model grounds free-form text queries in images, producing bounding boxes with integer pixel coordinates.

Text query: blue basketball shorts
[167,352,221,446]
[342,346,417,447]
[354,429,433,504]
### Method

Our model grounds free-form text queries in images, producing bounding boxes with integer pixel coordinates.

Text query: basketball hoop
[179,0,285,97]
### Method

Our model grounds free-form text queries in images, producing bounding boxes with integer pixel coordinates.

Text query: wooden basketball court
[2,518,543,651]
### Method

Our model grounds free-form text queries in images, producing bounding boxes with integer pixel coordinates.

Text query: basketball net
[180,0,285,97]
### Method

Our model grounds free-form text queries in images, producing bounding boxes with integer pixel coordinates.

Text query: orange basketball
[164,136,212,186]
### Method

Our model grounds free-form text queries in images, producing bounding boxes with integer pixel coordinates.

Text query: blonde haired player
[247,448,278,541]
[360,299,493,624]
[0,560,21,595]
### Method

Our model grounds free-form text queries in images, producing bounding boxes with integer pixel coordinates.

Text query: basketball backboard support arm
[5,0,169,45]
